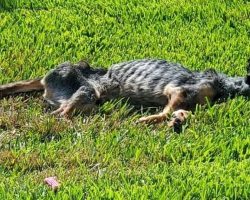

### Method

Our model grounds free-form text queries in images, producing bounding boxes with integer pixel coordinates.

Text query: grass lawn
[0,0,250,199]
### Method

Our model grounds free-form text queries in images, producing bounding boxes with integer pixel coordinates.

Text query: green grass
[0,0,250,199]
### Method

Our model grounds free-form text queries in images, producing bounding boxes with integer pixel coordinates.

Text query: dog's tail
[0,78,44,98]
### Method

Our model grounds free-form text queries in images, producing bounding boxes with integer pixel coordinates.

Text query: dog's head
[239,58,250,97]
[245,58,250,85]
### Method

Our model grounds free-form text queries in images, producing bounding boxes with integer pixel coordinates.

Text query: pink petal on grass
[44,176,60,191]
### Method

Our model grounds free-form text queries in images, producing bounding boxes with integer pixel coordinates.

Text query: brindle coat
[1,59,250,131]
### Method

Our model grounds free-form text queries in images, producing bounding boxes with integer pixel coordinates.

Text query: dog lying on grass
[0,59,250,131]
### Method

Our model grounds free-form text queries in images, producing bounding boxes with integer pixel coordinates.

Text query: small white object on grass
[44,176,60,191]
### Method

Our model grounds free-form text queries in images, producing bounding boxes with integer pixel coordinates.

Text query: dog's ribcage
[106,59,193,106]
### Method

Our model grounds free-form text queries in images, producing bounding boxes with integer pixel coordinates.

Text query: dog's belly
[119,85,168,106]
[122,94,168,107]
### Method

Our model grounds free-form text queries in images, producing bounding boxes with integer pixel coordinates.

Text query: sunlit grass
[0,0,250,199]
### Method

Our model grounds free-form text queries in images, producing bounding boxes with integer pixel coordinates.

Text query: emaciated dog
[1,59,249,131]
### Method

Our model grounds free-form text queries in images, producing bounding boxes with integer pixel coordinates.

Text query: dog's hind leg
[51,85,99,118]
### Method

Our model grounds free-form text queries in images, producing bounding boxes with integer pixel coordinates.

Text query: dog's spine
[0,78,44,98]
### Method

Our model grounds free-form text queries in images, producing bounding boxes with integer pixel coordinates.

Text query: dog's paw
[51,102,74,118]
[168,109,190,133]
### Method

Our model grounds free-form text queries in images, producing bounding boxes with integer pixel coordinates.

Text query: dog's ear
[245,58,250,85]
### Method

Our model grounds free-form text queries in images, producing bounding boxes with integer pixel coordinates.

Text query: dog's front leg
[138,86,187,124]
[167,109,191,132]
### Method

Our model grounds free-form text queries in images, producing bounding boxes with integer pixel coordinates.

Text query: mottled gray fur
[42,59,250,111]
[1,58,250,131]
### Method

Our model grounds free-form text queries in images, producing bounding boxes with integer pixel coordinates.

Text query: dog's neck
[219,75,250,99]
